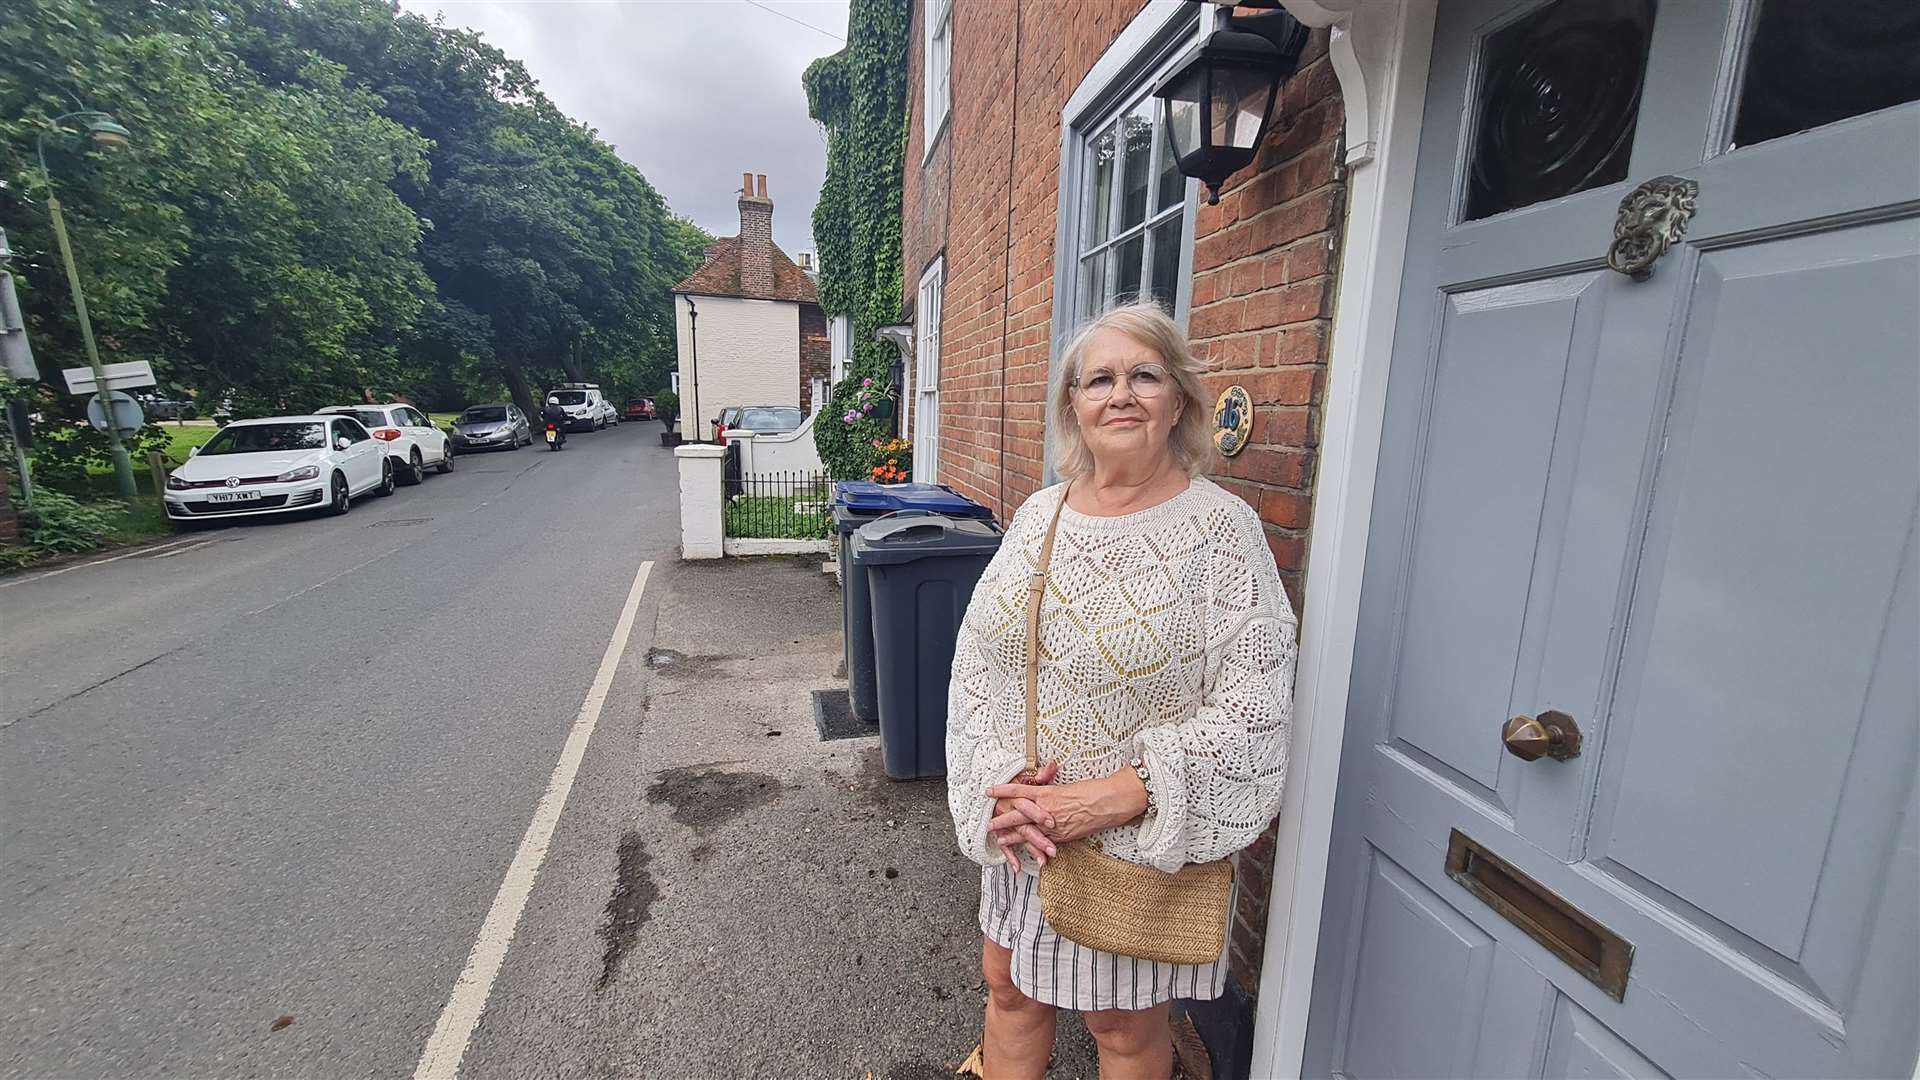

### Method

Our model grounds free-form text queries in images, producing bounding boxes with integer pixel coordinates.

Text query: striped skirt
[978,863,1230,1012]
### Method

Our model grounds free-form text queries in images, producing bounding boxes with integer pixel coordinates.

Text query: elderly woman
[947,303,1297,1079]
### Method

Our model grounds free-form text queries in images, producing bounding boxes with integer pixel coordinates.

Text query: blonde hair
[1049,302,1215,479]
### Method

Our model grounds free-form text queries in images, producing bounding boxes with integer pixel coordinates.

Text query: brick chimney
[738,172,774,298]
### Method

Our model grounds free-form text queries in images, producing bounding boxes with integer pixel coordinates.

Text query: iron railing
[723,468,832,540]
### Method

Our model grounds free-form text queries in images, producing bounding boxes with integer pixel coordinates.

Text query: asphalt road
[0,420,682,1078]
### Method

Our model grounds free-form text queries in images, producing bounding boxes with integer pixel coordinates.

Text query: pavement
[0,421,1101,1078]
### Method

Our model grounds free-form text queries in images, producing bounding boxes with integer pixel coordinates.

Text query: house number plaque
[1212,385,1253,457]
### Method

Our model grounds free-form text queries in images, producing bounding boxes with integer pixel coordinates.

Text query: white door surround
[1250,3,1439,1075]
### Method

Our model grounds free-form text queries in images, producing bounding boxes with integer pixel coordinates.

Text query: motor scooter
[545,422,564,450]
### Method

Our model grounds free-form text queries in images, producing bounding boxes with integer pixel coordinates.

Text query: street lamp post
[35,109,138,500]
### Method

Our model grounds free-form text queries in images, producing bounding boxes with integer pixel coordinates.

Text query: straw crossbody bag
[1019,486,1234,966]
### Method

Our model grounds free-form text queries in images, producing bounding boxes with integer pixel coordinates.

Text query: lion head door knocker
[1213,385,1253,457]
[1606,175,1700,281]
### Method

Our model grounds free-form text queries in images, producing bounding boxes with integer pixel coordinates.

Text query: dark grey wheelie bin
[850,514,1004,780]
[833,482,994,725]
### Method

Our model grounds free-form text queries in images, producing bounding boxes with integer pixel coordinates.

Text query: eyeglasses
[1071,363,1170,401]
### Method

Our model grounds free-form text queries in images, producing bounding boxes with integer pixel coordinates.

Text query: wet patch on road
[644,766,782,829]
[597,832,659,990]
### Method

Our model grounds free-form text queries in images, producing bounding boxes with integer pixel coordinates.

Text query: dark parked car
[449,403,532,452]
[138,394,197,421]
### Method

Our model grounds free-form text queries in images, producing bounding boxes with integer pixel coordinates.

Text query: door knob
[1502,710,1582,762]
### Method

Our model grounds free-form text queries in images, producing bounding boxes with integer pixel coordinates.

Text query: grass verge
[723,493,831,540]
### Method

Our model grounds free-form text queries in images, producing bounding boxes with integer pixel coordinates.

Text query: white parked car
[164,415,395,525]
[316,403,452,485]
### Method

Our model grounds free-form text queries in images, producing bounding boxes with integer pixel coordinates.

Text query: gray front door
[1304,1,1918,1076]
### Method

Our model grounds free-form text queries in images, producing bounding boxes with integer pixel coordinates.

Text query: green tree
[2,0,704,496]
[2,0,435,484]
[221,0,705,418]
[803,0,910,479]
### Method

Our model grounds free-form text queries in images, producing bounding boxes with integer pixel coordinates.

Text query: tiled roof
[671,236,819,303]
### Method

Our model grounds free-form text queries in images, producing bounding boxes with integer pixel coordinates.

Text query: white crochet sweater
[946,477,1297,874]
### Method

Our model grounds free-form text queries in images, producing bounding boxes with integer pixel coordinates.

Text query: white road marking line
[412,558,655,1080]
[147,538,224,559]
[0,535,204,589]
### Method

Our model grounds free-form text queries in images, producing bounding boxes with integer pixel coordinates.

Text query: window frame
[923,0,954,160]
[914,257,944,483]
[829,314,853,385]
[1070,97,1193,321]
[1046,1,1212,477]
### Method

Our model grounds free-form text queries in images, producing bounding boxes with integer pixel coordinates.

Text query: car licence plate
[207,490,259,503]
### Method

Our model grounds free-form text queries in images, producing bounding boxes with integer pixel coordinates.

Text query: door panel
[1383,275,1606,804]
[1330,851,1498,1080]
[1306,0,1920,1075]
[1586,222,1919,964]
[1542,995,1667,1080]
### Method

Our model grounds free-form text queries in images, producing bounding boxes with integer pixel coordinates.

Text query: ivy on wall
[804,0,910,480]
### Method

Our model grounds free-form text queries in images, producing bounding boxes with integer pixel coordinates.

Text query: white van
[546,383,609,432]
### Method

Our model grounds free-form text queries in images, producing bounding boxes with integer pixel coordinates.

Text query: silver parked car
[729,406,804,438]
[449,403,532,452]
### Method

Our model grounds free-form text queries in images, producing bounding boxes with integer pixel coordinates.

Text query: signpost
[62,360,156,395]
[86,390,144,436]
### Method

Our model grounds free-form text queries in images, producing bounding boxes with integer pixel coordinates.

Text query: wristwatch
[1129,755,1157,819]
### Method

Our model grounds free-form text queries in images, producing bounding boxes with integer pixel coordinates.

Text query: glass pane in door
[1462,0,1657,221]
[1730,0,1920,149]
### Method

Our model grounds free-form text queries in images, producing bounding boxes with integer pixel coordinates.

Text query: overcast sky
[397,0,851,257]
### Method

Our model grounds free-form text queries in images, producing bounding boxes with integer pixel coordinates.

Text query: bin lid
[849,514,1004,565]
[834,481,993,518]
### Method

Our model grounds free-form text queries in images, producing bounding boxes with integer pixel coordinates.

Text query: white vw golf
[163,415,395,526]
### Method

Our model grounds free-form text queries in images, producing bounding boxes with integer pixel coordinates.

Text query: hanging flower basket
[841,377,897,426]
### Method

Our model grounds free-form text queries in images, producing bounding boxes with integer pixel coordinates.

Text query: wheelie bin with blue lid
[850,513,1004,779]
[833,482,994,725]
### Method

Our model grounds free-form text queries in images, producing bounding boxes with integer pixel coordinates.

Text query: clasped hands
[985,760,1149,868]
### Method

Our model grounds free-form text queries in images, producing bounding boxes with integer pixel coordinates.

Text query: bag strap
[1024,485,1071,771]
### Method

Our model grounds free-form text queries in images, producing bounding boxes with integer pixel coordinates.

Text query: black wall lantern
[1152,8,1311,205]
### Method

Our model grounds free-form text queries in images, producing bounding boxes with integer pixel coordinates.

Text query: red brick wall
[905,1,1348,999]
[1187,30,1346,995]
[738,173,775,298]
[903,0,1152,522]
[901,11,950,308]
[800,303,830,413]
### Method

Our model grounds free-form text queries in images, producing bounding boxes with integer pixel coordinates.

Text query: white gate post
[673,443,726,559]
